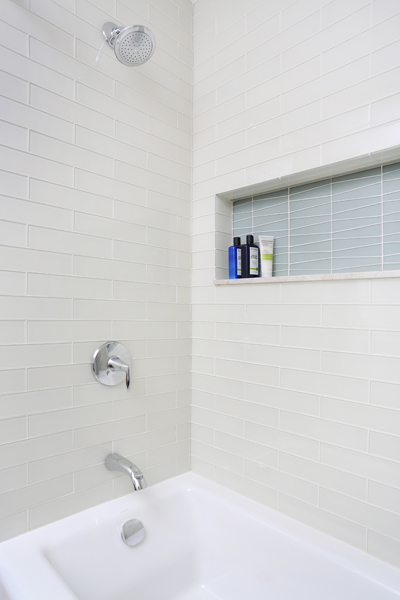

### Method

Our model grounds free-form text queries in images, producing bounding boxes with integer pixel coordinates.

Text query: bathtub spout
[105,453,147,491]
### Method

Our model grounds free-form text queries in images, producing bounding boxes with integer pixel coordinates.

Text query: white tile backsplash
[1,0,400,573]
[0,0,191,539]
[193,0,400,569]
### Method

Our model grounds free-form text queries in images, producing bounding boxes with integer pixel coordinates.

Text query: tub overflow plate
[121,519,145,547]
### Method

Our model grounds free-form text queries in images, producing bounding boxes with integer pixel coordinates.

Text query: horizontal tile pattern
[0,0,192,540]
[193,0,400,570]
[233,163,400,275]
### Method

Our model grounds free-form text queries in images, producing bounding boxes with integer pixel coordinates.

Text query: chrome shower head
[103,22,156,66]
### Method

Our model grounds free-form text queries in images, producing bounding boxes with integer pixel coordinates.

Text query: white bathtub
[0,472,399,600]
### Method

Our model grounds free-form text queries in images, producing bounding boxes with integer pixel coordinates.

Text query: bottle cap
[233,237,241,246]
[246,234,254,244]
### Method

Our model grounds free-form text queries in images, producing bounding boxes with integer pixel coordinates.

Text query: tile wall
[233,162,400,275]
[0,0,192,539]
[192,0,400,568]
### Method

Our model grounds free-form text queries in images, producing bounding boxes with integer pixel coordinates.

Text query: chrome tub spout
[105,453,147,491]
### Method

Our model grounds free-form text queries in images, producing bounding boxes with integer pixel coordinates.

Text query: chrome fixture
[105,453,147,491]
[121,519,145,547]
[102,22,156,66]
[93,342,131,390]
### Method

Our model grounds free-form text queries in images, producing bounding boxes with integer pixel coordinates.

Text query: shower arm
[103,22,121,47]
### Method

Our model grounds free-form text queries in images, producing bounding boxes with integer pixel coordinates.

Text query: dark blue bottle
[229,237,242,279]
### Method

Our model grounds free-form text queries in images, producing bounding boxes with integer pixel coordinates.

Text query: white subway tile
[369,481,400,514]
[245,460,318,504]
[280,410,368,451]
[29,179,113,218]
[370,381,400,410]
[30,132,114,178]
[216,431,278,468]
[114,201,178,233]
[0,195,73,231]
[0,475,72,521]
[0,45,73,99]
[29,404,113,438]
[371,92,400,126]
[281,56,370,113]
[321,443,400,489]
[74,169,144,207]
[74,256,146,284]
[368,531,400,569]
[282,325,369,354]
[215,358,279,386]
[76,126,147,168]
[147,407,190,431]
[0,432,72,470]
[0,512,27,542]
[0,120,27,151]
[283,6,370,73]
[3,96,73,146]
[0,388,72,420]
[76,213,146,246]
[147,439,190,468]
[6,0,74,55]
[192,440,244,474]
[29,38,113,96]
[27,364,91,391]
[0,145,73,186]
[246,343,320,371]
[0,245,72,276]
[372,0,400,24]
[247,304,321,326]
[0,296,72,320]
[0,70,28,104]
[323,304,400,330]
[29,226,112,259]
[0,343,71,370]
[0,321,25,345]
[246,382,320,416]
[323,67,400,120]
[0,271,25,296]
[192,406,244,437]
[0,170,27,200]
[113,392,175,421]
[30,85,114,138]
[372,38,400,76]
[369,432,400,463]
[281,368,369,403]
[0,417,26,445]
[29,482,113,530]
[320,488,400,542]
[279,494,366,549]
[75,415,147,449]
[280,453,367,500]
[322,351,400,384]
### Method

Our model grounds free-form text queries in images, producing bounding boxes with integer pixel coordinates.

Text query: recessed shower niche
[214,154,400,282]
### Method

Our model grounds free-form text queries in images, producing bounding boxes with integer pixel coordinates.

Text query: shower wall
[0,0,192,539]
[192,0,400,568]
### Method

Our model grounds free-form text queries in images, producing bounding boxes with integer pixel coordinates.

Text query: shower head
[103,22,156,66]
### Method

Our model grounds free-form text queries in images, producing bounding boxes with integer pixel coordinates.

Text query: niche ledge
[214,270,400,285]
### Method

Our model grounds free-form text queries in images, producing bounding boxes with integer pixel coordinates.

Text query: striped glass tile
[232,161,400,276]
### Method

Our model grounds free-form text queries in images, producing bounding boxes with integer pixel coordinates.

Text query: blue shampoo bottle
[229,236,242,279]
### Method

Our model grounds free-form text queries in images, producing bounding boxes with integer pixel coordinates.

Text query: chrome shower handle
[108,356,130,390]
[92,342,131,390]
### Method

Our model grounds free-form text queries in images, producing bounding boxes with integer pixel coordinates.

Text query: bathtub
[0,472,399,600]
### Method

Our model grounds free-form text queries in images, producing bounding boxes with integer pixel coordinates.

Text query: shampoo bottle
[229,236,242,279]
[241,234,260,278]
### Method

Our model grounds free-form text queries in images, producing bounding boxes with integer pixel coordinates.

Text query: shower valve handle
[92,342,131,391]
[108,356,130,390]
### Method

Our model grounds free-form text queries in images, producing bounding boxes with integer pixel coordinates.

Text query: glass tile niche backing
[232,162,400,276]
